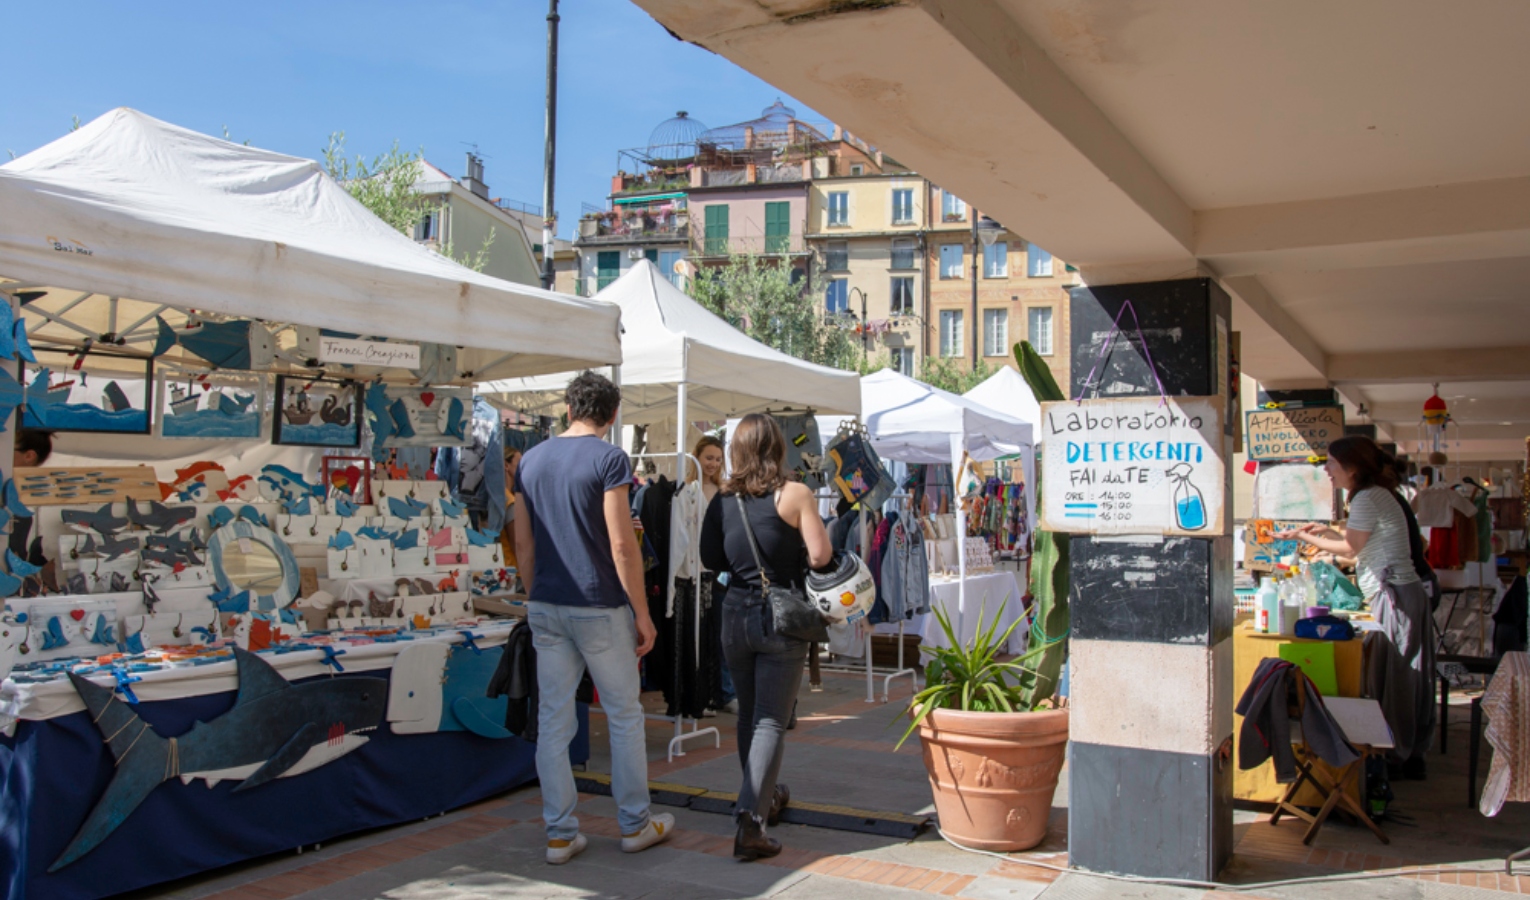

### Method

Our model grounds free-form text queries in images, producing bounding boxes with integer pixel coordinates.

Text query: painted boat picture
[272,376,360,448]
[23,355,152,434]
[158,375,265,439]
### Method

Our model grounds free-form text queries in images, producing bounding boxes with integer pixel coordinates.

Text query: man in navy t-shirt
[513,371,671,864]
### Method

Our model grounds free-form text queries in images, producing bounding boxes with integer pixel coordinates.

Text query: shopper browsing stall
[514,372,673,864]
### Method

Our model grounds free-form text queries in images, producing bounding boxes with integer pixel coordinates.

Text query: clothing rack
[628,450,720,760]
[814,488,919,704]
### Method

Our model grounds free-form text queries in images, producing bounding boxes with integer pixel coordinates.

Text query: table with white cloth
[914,570,1028,655]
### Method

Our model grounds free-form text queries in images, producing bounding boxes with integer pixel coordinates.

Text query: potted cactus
[896,341,1070,852]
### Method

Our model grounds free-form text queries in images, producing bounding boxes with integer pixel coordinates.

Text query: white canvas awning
[481,260,861,423]
[963,366,1043,438]
[0,108,622,382]
[862,369,1034,465]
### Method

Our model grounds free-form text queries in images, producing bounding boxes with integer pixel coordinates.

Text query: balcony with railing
[577,206,690,245]
[694,231,808,258]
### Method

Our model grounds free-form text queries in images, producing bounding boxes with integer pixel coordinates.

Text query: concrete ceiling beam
[1329,347,1530,385]
[1365,398,1530,426]
[1220,275,1327,387]
[1197,176,1530,277]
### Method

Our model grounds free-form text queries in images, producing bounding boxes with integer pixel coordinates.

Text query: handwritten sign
[1242,518,1310,572]
[1244,406,1344,462]
[318,337,420,369]
[1040,397,1225,537]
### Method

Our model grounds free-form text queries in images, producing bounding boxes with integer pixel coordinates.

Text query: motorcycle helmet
[805,551,876,623]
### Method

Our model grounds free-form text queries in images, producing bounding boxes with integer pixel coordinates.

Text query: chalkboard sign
[1245,406,1345,462]
[1040,396,1226,536]
[1070,535,1233,645]
[1068,278,1230,400]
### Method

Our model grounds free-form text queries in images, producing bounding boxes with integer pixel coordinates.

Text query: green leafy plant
[895,597,1050,749]
[1014,339,1069,708]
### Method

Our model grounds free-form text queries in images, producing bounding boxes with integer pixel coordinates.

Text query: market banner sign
[317,336,421,369]
[1244,405,1344,462]
[1039,397,1225,537]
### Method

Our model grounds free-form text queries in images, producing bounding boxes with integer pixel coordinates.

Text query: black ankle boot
[767,783,790,827]
[734,813,781,861]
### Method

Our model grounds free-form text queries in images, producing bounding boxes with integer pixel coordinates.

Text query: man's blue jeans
[528,602,652,839]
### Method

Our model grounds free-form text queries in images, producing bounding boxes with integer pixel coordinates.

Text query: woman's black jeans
[722,585,808,822]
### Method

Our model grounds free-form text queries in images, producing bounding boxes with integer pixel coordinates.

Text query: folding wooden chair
[1268,675,1392,846]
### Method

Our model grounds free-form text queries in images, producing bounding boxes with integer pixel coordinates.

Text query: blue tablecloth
[0,668,588,900]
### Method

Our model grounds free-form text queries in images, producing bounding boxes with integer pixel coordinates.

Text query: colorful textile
[1480,651,1530,816]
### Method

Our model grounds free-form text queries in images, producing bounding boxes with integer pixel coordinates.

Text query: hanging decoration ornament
[1419,384,1455,465]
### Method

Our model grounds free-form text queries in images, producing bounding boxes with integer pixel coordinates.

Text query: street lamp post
[848,286,869,365]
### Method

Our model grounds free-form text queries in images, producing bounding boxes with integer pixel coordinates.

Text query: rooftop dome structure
[699,99,828,152]
[646,111,709,162]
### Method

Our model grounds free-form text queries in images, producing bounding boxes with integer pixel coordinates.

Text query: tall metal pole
[860,288,868,366]
[970,210,979,366]
[540,0,560,291]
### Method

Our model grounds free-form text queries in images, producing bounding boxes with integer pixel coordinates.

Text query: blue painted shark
[50,647,387,870]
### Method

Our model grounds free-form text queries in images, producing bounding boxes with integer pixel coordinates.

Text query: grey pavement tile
[847,832,1006,877]
[1256,873,1517,900]
[1034,871,1209,899]
[958,874,1053,900]
[763,873,954,900]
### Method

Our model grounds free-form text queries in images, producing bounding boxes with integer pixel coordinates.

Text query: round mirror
[220,541,285,596]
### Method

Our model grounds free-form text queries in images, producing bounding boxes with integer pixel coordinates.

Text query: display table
[0,626,588,900]
[1232,622,1364,806]
[917,571,1027,655]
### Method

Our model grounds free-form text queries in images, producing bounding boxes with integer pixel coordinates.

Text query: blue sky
[0,0,822,237]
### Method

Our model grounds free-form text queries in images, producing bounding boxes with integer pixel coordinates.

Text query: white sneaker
[620,813,675,853]
[546,833,587,865]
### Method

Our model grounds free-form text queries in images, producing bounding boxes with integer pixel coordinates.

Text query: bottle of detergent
[1167,462,1207,531]
[1255,576,1279,634]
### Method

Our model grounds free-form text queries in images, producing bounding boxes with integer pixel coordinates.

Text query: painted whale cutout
[387,641,510,739]
[50,648,387,870]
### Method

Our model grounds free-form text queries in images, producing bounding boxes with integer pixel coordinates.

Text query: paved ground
[127,670,1530,899]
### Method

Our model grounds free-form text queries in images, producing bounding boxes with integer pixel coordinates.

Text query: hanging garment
[1364,569,1438,763]
[1411,486,1478,528]
[1425,524,1461,570]
[777,414,826,490]
[1474,492,1494,563]
[434,396,506,534]
[1455,510,1479,567]
[668,481,706,617]
[881,514,931,620]
[827,433,893,509]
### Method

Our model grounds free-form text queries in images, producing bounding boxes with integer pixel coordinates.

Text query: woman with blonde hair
[700,414,832,860]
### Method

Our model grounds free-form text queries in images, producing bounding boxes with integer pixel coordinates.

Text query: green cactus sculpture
[1015,340,1070,709]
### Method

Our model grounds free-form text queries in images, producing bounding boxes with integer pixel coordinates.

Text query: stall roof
[862,369,1033,464]
[482,260,861,423]
[963,366,1043,437]
[0,108,622,381]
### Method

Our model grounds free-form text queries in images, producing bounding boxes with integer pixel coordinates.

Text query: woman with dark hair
[692,435,725,505]
[1276,435,1435,777]
[700,414,833,860]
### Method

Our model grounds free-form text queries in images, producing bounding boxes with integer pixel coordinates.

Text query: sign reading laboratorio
[317,337,420,369]
[1039,397,1226,537]
[1243,406,1344,462]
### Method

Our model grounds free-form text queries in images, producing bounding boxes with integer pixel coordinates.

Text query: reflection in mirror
[221,541,285,595]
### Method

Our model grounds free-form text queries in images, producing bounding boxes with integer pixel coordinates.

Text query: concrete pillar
[1064,277,1235,882]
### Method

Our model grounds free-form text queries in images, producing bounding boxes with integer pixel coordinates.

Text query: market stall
[860,370,1036,650]
[0,109,622,899]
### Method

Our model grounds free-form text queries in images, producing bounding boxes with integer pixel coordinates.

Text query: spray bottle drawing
[1167,462,1207,531]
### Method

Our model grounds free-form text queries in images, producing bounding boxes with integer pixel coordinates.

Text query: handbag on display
[735,495,829,643]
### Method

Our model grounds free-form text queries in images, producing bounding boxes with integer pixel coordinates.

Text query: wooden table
[1233,622,1365,805]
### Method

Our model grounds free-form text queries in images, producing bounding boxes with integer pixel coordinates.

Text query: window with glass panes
[890,347,915,376]
[657,250,686,287]
[1027,244,1054,277]
[939,310,964,357]
[890,238,915,269]
[983,241,1008,278]
[891,188,914,224]
[890,276,914,315]
[827,191,849,226]
[1027,307,1054,355]
[596,251,621,290]
[824,240,848,271]
[938,244,963,279]
[982,309,1009,357]
[826,279,848,314]
[941,191,965,222]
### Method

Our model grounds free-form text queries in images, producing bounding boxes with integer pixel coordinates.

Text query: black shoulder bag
[735,494,829,643]
[1389,489,1440,610]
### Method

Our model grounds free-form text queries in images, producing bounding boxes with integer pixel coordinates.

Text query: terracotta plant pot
[918,706,1069,851]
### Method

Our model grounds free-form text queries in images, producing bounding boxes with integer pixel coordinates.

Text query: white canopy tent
[481,260,861,427]
[963,366,1044,441]
[0,108,622,381]
[860,369,1036,637]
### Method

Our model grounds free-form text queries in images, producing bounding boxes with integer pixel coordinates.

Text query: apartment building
[411,154,542,287]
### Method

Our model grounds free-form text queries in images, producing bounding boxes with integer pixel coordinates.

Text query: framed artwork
[366,383,472,449]
[20,348,153,434]
[272,375,360,448]
[153,371,267,440]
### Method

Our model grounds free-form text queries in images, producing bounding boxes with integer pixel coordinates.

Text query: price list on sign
[1040,396,1226,537]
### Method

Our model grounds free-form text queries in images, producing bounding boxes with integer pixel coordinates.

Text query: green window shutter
[597,251,620,290]
[764,201,790,253]
[644,248,659,263]
[704,205,729,255]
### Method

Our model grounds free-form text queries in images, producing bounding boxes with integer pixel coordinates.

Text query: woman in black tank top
[699,414,833,861]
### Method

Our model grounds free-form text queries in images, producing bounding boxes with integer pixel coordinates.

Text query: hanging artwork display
[365,382,472,449]
[272,375,360,448]
[1251,461,1338,521]
[20,348,153,434]
[153,371,267,440]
